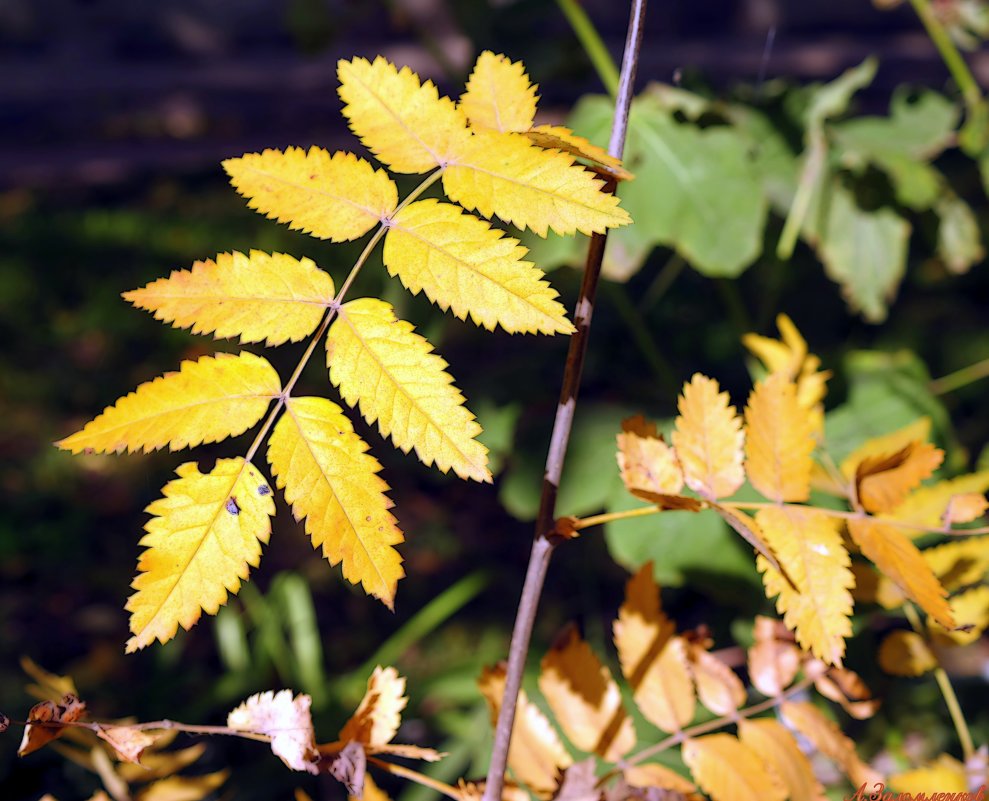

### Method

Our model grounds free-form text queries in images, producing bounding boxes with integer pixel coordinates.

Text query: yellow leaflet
[922,535,989,591]
[124,251,334,346]
[382,199,574,335]
[686,643,746,716]
[340,666,407,747]
[755,507,853,665]
[460,51,538,133]
[338,56,469,173]
[267,396,404,606]
[224,148,397,242]
[57,352,280,455]
[847,518,953,628]
[682,734,786,801]
[839,417,931,478]
[616,416,685,497]
[539,625,636,761]
[327,298,490,483]
[887,471,989,532]
[744,372,816,502]
[930,585,989,646]
[856,441,944,514]
[527,125,633,181]
[737,719,827,801]
[893,755,969,794]
[671,374,745,500]
[944,492,989,524]
[125,458,275,652]
[623,764,698,795]
[781,701,881,789]
[478,663,571,797]
[877,631,937,676]
[443,130,631,237]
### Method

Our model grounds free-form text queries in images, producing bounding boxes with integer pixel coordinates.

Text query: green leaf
[935,191,984,274]
[803,58,878,129]
[726,105,800,214]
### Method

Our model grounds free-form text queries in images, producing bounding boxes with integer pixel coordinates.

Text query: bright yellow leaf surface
[124,250,334,346]
[125,458,275,652]
[526,125,633,181]
[923,535,989,591]
[478,663,571,796]
[839,417,932,479]
[460,51,537,133]
[340,666,407,746]
[930,585,989,646]
[744,372,816,502]
[892,754,969,794]
[671,374,745,500]
[382,199,573,334]
[443,130,631,237]
[327,298,490,483]
[224,148,397,241]
[338,56,469,173]
[57,352,280,455]
[887,471,989,531]
[847,518,953,628]
[539,625,635,761]
[856,441,944,514]
[267,396,404,606]
[682,734,786,801]
[686,644,746,716]
[737,718,827,801]
[756,507,854,665]
[877,631,937,676]
[616,417,684,497]
[781,701,881,788]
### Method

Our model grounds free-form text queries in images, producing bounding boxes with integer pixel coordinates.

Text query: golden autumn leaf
[327,298,490,482]
[839,417,932,479]
[21,657,77,703]
[526,125,633,181]
[713,504,789,580]
[339,666,407,747]
[616,416,685,498]
[922,535,989,591]
[125,458,275,652]
[847,518,954,628]
[781,701,881,788]
[623,763,698,795]
[57,352,280,455]
[737,718,827,801]
[685,643,746,716]
[743,313,808,379]
[460,51,537,133]
[856,441,944,514]
[267,397,404,607]
[382,199,573,335]
[747,617,802,698]
[96,726,160,765]
[539,624,636,761]
[136,770,228,801]
[228,690,319,774]
[755,506,854,665]
[18,694,87,757]
[888,471,989,532]
[744,372,816,502]
[224,148,397,241]
[671,374,745,500]
[892,754,969,794]
[613,564,695,733]
[930,585,989,646]
[682,733,786,801]
[478,663,571,796]
[443,130,630,237]
[124,251,334,346]
[877,630,937,676]
[338,56,469,173]
[944,492,989,525]
[807,662,880,720]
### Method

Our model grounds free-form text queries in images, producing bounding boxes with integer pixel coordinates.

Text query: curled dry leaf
[227,690,319,774]
[96,726,161,764]
[806,661,880,719]
[877,630,937,676]
[18,693,87,757]
[325,740,366,797]
[747,621,802,698]
[855,441,944,514]
[340,666,407,748]
[349,772,390,801]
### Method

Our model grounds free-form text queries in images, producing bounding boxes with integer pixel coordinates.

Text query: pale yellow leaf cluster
[124,251,334,346]
[339,666,408,747]
[877,630,937,676]
[125,459,274,652]
[227,689,318,773]
[682,733,786,801]
[781,700,881,788]
[327,298,490,483]
[737,718,827,801]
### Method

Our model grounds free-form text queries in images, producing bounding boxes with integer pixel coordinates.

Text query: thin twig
[481,3,647,799]
[368,756,463,801]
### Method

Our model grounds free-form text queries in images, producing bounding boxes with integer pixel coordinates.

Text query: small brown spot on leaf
[226,497,241,515]
[365,515,372,522]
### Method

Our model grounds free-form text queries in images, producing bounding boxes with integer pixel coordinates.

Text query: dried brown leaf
[339,666,407,747]
[18,693,87,757]
[96,726,161,764]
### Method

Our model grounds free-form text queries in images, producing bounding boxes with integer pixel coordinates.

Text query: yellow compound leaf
[923,535,989,591]
[893,754,969,794]
[682,733,786,801]
[382,199,573,335]
[339,666,407,747]
[124,251,334,346]
[227,690,318,774]
[888,472,989,532]
[526,125,633,181]
[327,298,490,483]
[460,51,538,133]
[755,507,854,665]
[443,129,631,237]
[671,374,745,500]
[616,416,684,497]
[781,700,881,789]
[478,663,571,796]
[539,624,636,761]
[744,372,816,502]
[944,492,989,525]
[267,396,405,607]
[856,441,944,514]
[57,352,280,455]
[877,630,937,676]
[224,147,397,241]
[686,643,747,716]
[125,458,275,652]
[338,56,469,173]
[839,417,932,479]
[737,718,827,801]
[930,585,989,646]
[847,518,953,628]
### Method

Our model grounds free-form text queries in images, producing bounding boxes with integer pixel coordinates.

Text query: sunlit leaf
[738,718,827,801]
[339,666,407,747]
[682,733,786,801]
[460,51,537,134]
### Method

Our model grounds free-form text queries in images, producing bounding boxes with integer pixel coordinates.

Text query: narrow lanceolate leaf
[877,631,937,676]
[616,416,685,498]
[738,719,827,801]
[125,458,275,652]
[781,701,881,788]
[527,125,633,181]
[682,734,786,801]
[338,56,469,173]
[847,518,953,628]
[124,251,334,346]
[444,130,631,237]
[382,200,573,335]
[539,625,636,761]
[327,298,490,482]
[460,51,537,133]
[755,507,854,665]
[855,441,944,514]
[340,666,407,747]
[267,396,404,607]
[478,663,571,796]
[671,374,745,500]
[223,148,397,242]
[57,352,280,455]
[744,372,816,502]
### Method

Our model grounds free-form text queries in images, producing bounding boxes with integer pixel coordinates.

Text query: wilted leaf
[878,631,937,676]
[340,666,407,747]
[943,493,989,525]
[839,418,932,479]
[747,617,802,697]
[324,741,366,796]
[807,662,880,719]
[96,726,160,764]
[18,694,87,757]
[227,690,319,774]
[526,125,632,180]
